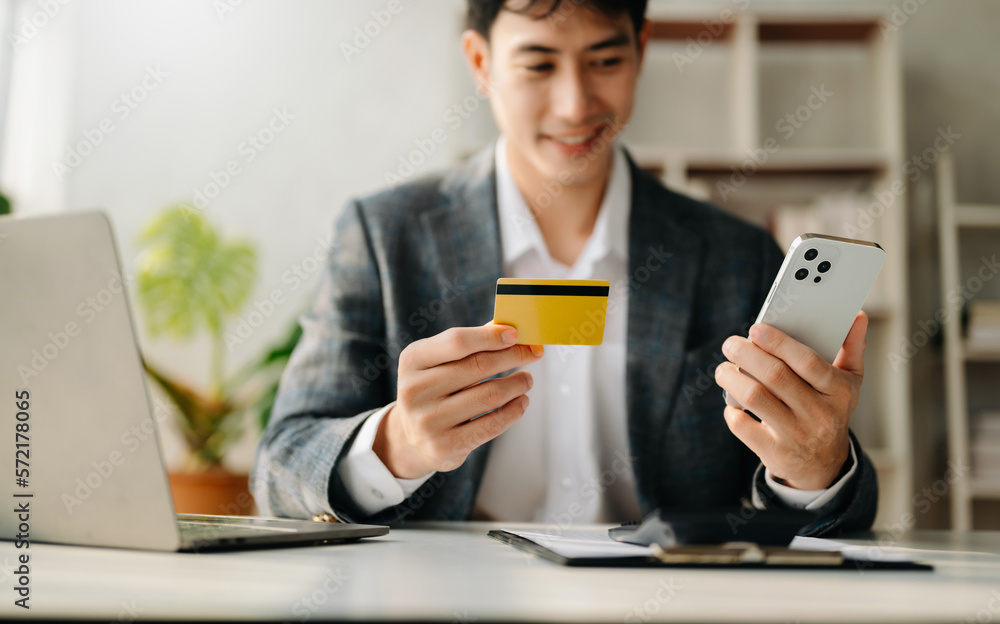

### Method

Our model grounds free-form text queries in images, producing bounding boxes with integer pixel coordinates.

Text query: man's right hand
[372,322,543,479]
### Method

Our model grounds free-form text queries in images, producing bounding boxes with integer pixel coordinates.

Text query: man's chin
[541,159,606,186]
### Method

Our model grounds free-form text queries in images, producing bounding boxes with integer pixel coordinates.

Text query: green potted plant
[135,205,300,514]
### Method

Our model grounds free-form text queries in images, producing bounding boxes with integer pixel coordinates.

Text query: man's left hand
[714,311,867,491]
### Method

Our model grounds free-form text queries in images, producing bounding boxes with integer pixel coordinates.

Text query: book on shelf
[972,411,1000,481]
[769,193,889,312]
[966,301,1000,350]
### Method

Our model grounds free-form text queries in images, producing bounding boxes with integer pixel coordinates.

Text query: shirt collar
[495,134,630,270]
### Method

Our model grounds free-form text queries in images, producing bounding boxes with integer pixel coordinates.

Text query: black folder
[487,529,933,571]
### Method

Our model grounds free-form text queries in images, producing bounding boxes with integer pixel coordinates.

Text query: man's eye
[595,57,622,68]
[527,63,554,72]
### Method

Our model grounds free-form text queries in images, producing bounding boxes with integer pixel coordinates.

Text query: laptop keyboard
[177,519,300,541]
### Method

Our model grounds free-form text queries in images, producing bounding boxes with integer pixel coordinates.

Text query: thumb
[832,310,868,377]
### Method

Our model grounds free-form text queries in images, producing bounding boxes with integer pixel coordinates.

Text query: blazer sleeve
[250,199,393,520]
[749,232,879,536]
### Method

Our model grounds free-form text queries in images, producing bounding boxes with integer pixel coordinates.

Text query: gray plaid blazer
[251,144,878,536]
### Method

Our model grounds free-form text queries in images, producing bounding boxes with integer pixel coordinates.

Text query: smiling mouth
[548,127,603,146]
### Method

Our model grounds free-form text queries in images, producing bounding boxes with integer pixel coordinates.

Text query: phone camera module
[804,248,818,261]
[795,268,809,280]
[814,276,821,283]
[818,261,831,273]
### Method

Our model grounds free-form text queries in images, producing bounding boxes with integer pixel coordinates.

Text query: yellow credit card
[492,278,610,345]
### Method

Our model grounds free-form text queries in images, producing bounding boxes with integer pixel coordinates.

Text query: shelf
[863,302,898,321]
[758,21,878,42]
[956,204,1000,229]
[963,340,1000,363]
[565,5,910,530]
[631,147,890,177]
[648,20,734,41]
[971,479,1000,500]
[866,448,900,472]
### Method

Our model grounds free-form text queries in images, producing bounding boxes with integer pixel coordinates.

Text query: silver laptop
[0,211,387,551]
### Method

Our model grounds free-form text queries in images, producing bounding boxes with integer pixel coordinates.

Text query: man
[251,0,877,535]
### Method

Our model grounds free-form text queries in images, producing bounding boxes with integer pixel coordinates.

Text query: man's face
[467,3,647,187]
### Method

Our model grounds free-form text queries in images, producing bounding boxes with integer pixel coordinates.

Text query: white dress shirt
[336,135,856,521]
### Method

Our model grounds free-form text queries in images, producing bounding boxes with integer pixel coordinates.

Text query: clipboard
[487,529,933,571]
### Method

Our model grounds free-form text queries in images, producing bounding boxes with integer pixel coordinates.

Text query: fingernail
[530,344,544,357]
[526,373,533,389]
[502,328,518,344]
[521,395,530,409]
[750,323,769,342]
[722,338,736,356]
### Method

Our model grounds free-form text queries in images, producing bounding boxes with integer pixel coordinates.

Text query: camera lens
[795,268,809,280]
[804,248,818,261]
[818,261,831,273]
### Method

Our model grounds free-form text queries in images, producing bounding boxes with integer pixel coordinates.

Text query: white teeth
[553,132,595,146]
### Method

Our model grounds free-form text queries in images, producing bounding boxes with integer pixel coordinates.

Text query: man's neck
[506,142,613,268]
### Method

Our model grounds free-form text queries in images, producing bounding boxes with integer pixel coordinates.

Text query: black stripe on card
[496,284,609,297]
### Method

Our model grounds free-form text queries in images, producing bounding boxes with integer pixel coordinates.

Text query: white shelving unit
[623,6,912,527]
[938,151,1000,530]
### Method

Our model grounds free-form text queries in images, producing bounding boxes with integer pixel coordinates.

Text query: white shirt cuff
[763,440,859,510]
[337,401,436,516]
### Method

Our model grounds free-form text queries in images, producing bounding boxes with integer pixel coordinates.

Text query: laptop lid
[0,211,182,551]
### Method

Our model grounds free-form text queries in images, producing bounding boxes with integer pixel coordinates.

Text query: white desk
[2,523,1000,622]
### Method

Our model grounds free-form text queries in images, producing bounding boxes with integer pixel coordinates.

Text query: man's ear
[461,29,493,97]
[636,19,652,72]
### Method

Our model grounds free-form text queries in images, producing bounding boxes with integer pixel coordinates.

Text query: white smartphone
[724,234,886,410]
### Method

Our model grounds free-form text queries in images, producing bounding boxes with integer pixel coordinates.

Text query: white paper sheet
[501,528,917,563]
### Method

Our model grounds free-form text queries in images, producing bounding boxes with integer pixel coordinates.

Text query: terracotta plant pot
[168,469,256,516]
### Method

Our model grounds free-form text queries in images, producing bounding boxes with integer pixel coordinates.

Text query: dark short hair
[466,0,648,42]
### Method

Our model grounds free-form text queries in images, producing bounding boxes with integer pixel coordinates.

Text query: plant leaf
[135,205,258,340]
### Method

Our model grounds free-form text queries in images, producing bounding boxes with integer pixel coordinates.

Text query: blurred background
[0,0,997,529]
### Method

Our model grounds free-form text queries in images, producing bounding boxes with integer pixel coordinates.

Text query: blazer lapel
[416,143,502,519]
[624,154,705,513]
[419,144,503,328]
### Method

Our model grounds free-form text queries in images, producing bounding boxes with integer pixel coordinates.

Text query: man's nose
[551,65,592,124]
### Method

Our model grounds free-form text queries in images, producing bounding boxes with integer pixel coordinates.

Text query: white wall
[3,0,473,468]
